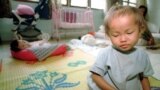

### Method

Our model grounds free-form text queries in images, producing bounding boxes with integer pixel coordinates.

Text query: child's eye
[112,34,119,37]
[127,32,132,34]
[127,31,134,34]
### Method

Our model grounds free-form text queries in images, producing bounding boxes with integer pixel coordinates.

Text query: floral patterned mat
[0,49,94,90]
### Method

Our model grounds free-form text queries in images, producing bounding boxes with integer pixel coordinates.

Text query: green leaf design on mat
[16,70,80,90]
[68,60,87,67]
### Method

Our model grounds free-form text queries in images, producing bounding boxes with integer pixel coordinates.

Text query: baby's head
[81,34,96,46]
[138,5,148,18]
[10,40,30,52]
[104,6,147,52]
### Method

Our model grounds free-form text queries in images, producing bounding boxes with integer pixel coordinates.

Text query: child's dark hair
[139,5,148,17]
[10,40,21,52]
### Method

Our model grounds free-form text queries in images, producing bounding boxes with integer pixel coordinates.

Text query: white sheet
[149,54,160,80]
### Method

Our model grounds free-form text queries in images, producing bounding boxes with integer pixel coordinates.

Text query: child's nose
[120,35,127,42]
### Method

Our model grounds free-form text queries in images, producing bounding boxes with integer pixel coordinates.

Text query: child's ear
[139,25,146,37]
[138,33,142,38]
[139,30,143,38]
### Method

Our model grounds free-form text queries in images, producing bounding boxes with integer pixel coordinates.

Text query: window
[61,0,67,5]
[122,0,137,7]
[61,0,106,10]
[91,0,106,10]
[71,0,88,7]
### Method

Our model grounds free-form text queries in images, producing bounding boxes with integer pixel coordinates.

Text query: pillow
[16,4,35,15]
[11,44,69,61]
[11,49,37,61]
[50,44,69,56]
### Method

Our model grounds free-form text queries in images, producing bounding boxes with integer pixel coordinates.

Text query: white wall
[147,0,160,30]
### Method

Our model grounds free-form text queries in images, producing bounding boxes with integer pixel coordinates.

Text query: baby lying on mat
[10,40,69,61]
[81,26,111,47]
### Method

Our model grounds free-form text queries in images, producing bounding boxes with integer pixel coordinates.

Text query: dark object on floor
[0,36,2,44]
[151,87,160,90]
[146,45,160,50]
[78,36,81,40]
[0,0,12,18]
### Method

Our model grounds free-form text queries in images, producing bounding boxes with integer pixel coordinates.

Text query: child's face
[18,40,30,50]
[108,15,141,52]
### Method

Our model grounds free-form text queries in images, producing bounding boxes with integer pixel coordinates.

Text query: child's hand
[39,33,50,46]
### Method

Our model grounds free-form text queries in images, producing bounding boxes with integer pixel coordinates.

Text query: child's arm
[141,77,151,90]
[92,73,116,90]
